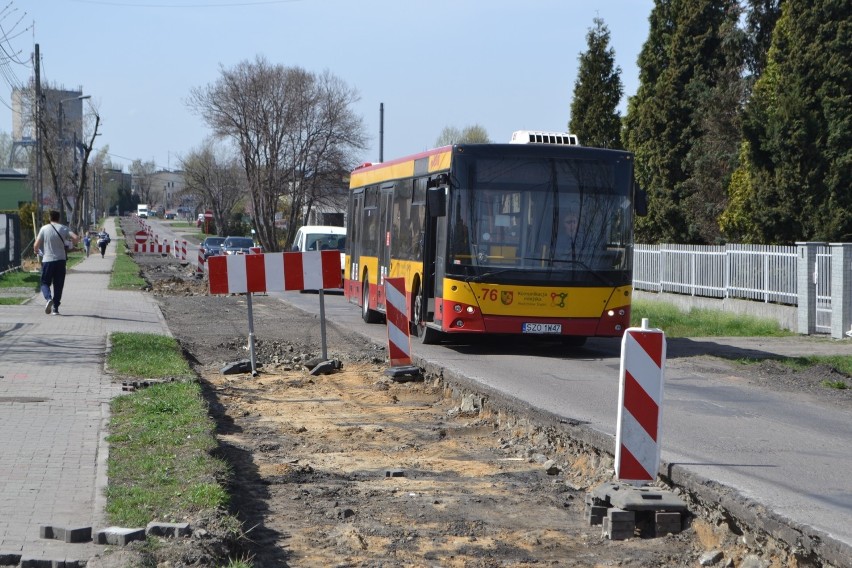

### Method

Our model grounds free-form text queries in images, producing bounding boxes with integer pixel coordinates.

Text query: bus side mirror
[427,186,447,218]
[635,187,648,217]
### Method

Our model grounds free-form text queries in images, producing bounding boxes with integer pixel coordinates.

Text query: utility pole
[34,44,43,224]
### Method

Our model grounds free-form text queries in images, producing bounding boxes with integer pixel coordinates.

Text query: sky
[0,0,655,173]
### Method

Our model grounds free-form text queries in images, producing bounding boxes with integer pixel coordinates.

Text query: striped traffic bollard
[383,277,420,379]
[614,318,667,484]
[384,278,412,367]
[197,248,206,275]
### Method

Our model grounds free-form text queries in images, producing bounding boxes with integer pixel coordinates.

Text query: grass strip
[108,332,194,378]
[110,241,147,289]
[738,354,852,377]
[631,299,793,337]
[106,332,234,532]
[106,379,230,526]
[0,268,40,289]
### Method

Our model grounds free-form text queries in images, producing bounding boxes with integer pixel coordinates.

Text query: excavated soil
[118,223,849,567]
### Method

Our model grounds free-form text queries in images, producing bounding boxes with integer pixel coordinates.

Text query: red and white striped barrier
[207,250,342,295]
[172,239,188,261]
[133,243,171,254]
[614,318,666,484]
[197,248,206,274]
[384,277,412,367]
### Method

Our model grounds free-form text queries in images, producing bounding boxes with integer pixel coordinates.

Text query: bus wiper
[464,269,515,282]
[549,259,616,285]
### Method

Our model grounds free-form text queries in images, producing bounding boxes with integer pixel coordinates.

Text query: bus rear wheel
[361,273,382,324]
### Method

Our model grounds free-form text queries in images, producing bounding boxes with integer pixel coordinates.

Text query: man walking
[33,210,79,315]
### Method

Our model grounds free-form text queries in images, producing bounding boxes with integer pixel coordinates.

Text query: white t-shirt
[37,222,73,262]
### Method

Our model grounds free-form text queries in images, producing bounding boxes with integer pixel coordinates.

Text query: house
[0,168,30,211]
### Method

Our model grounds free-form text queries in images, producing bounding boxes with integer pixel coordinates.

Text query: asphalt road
[279,289,852,566]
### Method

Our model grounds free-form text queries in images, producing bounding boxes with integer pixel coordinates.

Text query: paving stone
[0,552,22,565]
[601,517,634,540]
[146,522,192,538]
[655,511,683,535]
[95,527,146,546]
[38,526,91,544]
[585,505,608,526]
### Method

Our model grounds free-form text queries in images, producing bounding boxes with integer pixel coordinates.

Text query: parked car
[291,225,346,267]
[222,236,256,255]
[291,225,346,291]
[200,236,226,259]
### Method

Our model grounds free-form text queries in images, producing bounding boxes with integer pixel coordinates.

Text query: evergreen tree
[569,18,624,149]
[680,6,748,243]
[744,0,785,78]
[623,0,743,244]
[725,0,851,244]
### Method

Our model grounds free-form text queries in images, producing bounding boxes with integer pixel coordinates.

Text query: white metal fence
[815,247,832,334]
[634,243,838,335]
[633,243,799,304]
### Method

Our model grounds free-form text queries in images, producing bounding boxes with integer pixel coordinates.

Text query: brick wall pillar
[830,243,852,339]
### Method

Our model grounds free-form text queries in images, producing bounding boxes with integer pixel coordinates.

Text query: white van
[291,225,346,274]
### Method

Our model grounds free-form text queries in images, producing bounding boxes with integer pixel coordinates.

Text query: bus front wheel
[413,286,441,344]
[361,273,382,324]
[561,336,587,348]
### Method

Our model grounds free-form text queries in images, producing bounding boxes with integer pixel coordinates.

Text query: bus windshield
[447,152,634,283]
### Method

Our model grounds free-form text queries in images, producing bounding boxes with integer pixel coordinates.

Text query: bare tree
[435,124,490,146]
[129,159,158,207]
[187,56,367,251]
[179,139,245,235]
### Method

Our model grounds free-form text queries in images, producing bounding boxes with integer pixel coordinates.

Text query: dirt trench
[123,236,838,567]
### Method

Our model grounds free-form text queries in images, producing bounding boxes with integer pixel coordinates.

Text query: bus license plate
[522,323,562,334]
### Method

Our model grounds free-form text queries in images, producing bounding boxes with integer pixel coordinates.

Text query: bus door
[377,184,394,310]
[422,180,448,328]
[349,189,365,299]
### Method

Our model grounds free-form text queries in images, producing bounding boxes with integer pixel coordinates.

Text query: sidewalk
[0,217,171,566]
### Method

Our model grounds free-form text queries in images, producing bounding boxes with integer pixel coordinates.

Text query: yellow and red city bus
[344,133,645,345]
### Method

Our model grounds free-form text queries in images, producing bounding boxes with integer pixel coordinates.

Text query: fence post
[796,242,820,335]
[830,243,852,339]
